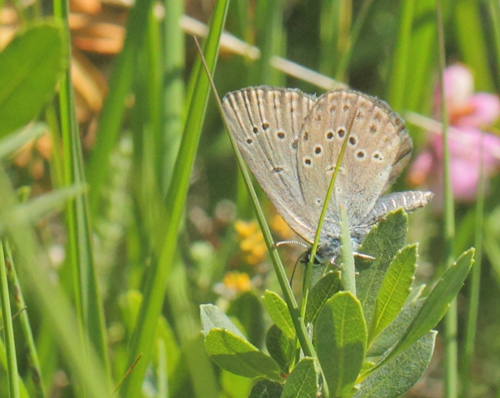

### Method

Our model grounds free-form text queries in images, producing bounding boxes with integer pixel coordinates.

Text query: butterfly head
[300,235,364,267]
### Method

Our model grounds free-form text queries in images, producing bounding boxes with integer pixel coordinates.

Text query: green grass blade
[119,2,230,396]
[250,0,285,85]
[387,0,416,111]
[436,1,458,396]
[334,0,373,82]
[4,241,45,397]
[404,0,438,113]
[0,168,110,397]
[0,241,20,398]
[0,123,46,160]
[0,340,29,398]
[488,0,500,88]
[53,0,110,384]
[340,205,356,295]
[454,1,493,91]
[86,0,155,213]
[161,0,185,193]
[319,0,351,77]
[460,138,486,397]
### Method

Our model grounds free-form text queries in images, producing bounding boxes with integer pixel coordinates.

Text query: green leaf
[315,292,367,397]
[368,244,417,345]
[0,23,66,137]
[228,291,265,347]
[250,380,283,398]
[200,304,246,339]
[266,325,294,373]
[367,299,424,357]
[204,329,282,380]
[378,249,474,367]
[356,210,408,325]
[262,290,295,340]
[305,271,342,324]
[281,358,318,398]
[355,332,436,398]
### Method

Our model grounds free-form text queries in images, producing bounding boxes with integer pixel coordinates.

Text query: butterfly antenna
[275,240,308,249]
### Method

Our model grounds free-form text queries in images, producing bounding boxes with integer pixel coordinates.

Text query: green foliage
[265,325,294,373]
[201,305,282,381]
[201,212,474,397]
[316,292,367,397]
[281,358,318,398]
[229,291,266,346]
[368,244,417,345]
[354,332,436,398]
[0,23,66,137]
[262,290,295,340]
[305,271,342,324]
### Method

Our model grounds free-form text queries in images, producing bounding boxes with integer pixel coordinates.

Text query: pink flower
[408,64,500,203]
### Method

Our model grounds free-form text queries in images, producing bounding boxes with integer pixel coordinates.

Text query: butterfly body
[222,86,432,264]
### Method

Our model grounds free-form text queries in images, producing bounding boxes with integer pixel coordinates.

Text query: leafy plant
[201,210,474,397]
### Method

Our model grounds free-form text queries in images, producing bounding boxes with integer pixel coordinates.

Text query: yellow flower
[222,271,252,293]
[234,220,267,265]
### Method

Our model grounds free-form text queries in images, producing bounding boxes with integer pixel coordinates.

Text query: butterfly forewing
[222,86,318,242]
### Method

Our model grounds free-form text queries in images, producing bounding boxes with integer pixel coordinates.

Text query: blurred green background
[0,0,499,397]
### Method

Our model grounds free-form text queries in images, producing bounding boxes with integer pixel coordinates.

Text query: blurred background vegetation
[0,0,499,397]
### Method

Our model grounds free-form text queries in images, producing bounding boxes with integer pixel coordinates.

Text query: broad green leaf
[356,210,408,325]
[368,244,417,345]
[205,329,282,380]
[281,358,318,398]
[355,332,436,398]
[315,292,367,397]
[250,380,283,398]
[228,291,265,347]
[0,23,66,137]
[262,290,295,340]
[367,299,424,357]
[200,304,246,339]
[221,371,253,398]
[378,249,474,367]
[305,271,342,324]
[266,325,294,373]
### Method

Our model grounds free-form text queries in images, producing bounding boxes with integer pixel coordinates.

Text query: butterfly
[222,86,432,264]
